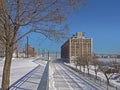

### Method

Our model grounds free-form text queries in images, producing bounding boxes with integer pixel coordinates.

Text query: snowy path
[9,58,47,90]
[0,58,47,90]
[9,65,44,90]
[50,60,106,90]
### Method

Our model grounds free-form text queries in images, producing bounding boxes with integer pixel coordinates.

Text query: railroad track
[58,63,106,90]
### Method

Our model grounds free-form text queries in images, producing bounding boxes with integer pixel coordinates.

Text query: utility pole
[26,36,28,58]
[48,51,49,60]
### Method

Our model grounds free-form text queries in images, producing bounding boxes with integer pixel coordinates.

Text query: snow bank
[0,58,38,88]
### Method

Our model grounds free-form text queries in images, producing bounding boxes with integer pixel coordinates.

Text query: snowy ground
[49,59,106,90]
[64,62,120,89]
[0,57,47,89]
[1,57,120,90]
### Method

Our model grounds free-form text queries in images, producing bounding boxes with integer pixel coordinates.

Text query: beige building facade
[61,32,92,63]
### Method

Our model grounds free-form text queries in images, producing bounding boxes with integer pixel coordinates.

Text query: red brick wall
[27,45,35,57]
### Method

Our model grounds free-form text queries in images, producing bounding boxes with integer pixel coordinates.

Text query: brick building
[61,32,92,63]
[26,44,35,57]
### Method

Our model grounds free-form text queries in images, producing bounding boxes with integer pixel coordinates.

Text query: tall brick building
[61,32,92,63]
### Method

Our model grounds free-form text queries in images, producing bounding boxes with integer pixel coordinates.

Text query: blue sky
[68,0,120,54]
[22,0,120,54]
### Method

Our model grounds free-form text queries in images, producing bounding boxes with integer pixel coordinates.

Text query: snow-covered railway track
[53,63,84,90]
[58,63,106,90]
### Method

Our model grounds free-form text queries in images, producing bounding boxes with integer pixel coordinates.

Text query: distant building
[25,44,35,57]
[61,32,92,63]
[18,51,26,58]
[117,54,120,58]
[95,53,120,58]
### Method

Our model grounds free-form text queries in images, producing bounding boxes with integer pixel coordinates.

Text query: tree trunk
[79,65,81,72]
[87,67,89,75]
[76,64,77,69]
[95,71,97,79]
[106,77,109,85]
[2,45,13,90]
[105,73,109,85]
[83,65,85,73]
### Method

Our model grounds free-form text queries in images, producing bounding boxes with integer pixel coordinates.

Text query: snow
[1,57,120,90]
[49,59,106,90]
[49,58,56,90]
[0,57,39,89]
[64,61,120,89]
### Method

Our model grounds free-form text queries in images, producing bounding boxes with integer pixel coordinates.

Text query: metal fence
[66,64,120,90]
[82,73,120,90]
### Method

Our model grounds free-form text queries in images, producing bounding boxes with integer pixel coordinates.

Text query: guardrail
[37,61,49,90]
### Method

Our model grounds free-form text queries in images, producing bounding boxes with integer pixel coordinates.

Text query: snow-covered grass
[0,57,38,88]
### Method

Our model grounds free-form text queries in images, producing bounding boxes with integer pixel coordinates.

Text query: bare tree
[85,55,92,75]
[92,56,100,79]
[76,56,82,72]
[75,55,92,75]
[74,57,79,70]
[99,65,110,90]
[81,56,86,73]
[0,0,85,89]
[74,56,83,72]
[77,55,91,75]
[110,57,119,69]
[99,64,117,90]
